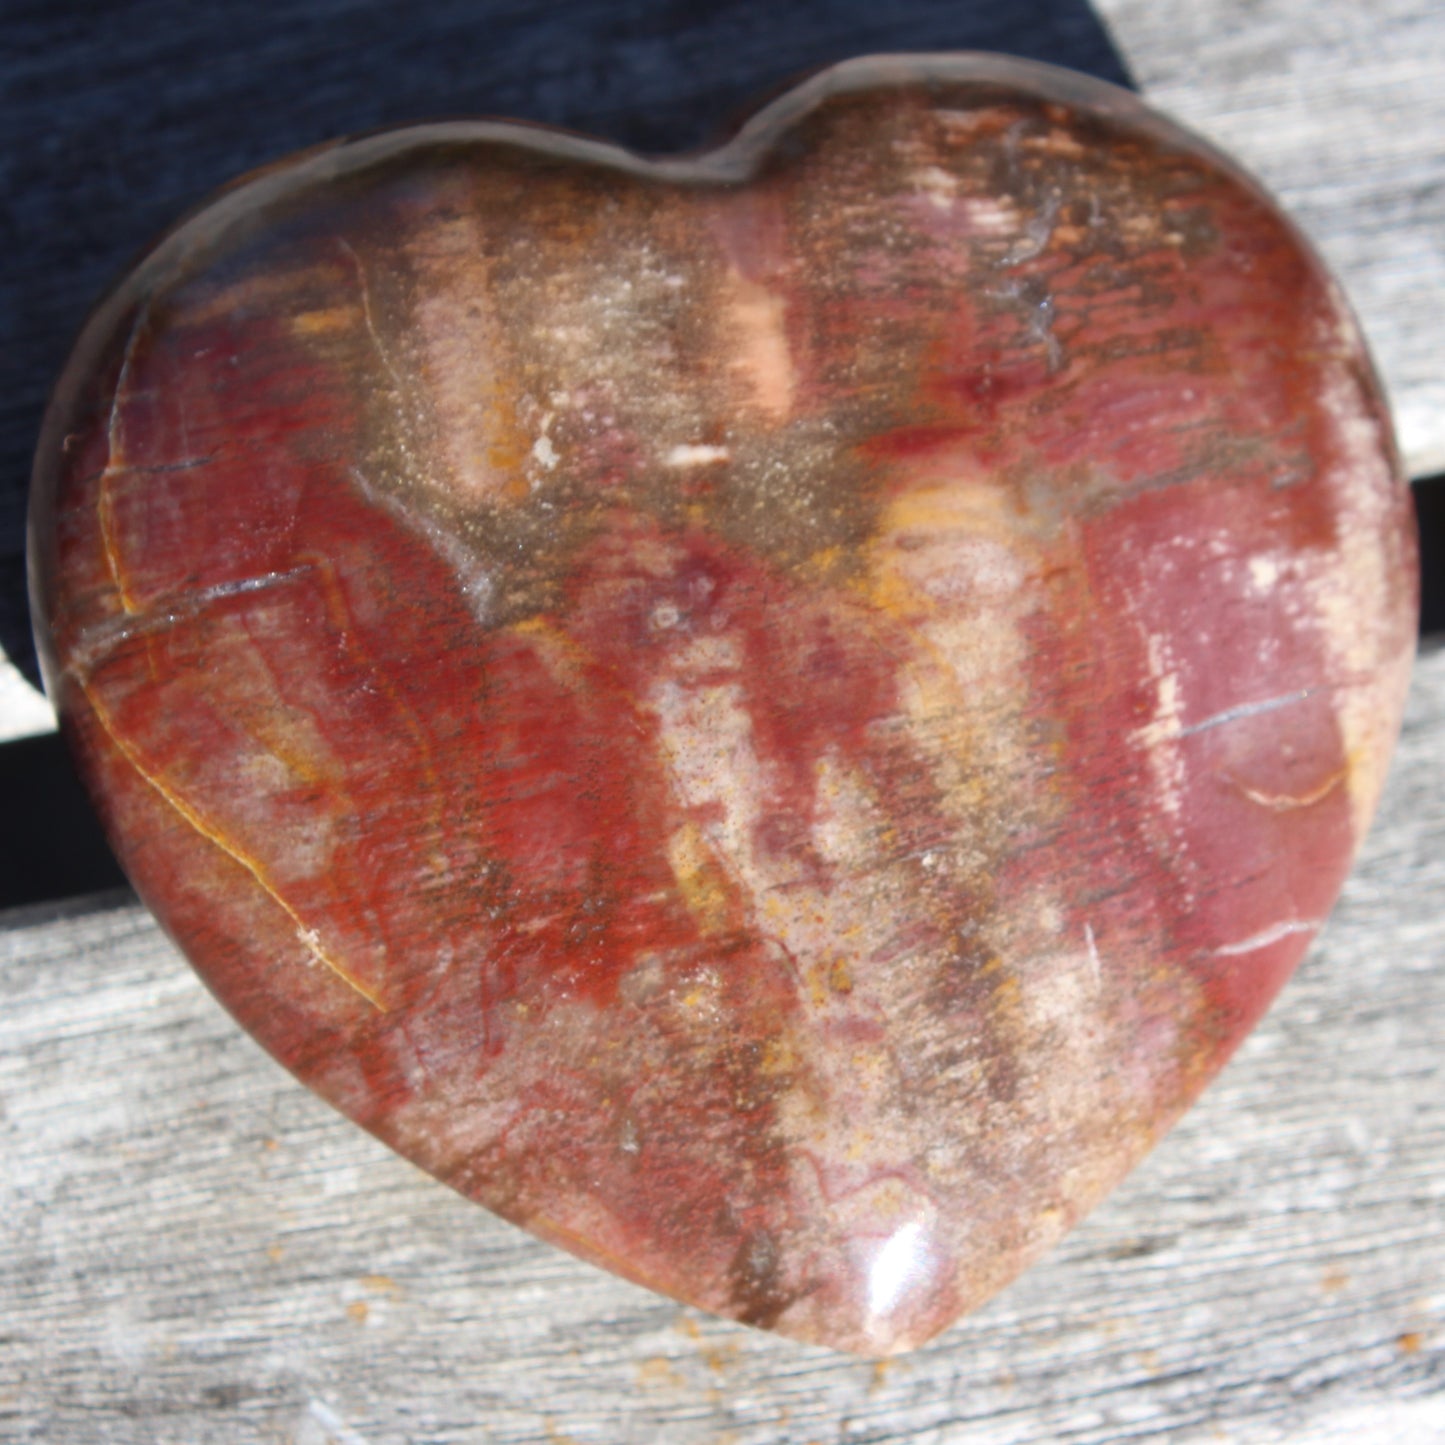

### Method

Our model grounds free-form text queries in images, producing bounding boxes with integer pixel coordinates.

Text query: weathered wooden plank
[1099,0,1445,479]
[3,643,1442,1444]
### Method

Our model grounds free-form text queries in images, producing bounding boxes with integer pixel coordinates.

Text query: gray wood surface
[2,650,1442,1444]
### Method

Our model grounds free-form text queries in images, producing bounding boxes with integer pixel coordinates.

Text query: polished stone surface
[28,55,1417,1353]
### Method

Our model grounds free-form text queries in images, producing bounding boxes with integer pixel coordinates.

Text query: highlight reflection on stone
[29,55,1417,1354]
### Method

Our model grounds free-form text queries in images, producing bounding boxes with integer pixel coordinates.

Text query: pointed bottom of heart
[210,903,1195,1358]
[102,707,1272,1359]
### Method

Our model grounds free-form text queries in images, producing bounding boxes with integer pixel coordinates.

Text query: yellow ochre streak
[95,306,153,616]
[77,677,386,1012]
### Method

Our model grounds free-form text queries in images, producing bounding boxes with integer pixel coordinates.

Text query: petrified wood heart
[29,55,1417,1353]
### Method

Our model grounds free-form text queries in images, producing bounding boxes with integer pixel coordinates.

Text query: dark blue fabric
[1,0,1132,686]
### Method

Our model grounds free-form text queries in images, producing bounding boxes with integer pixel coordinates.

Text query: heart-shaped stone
[29,55,1417,1354]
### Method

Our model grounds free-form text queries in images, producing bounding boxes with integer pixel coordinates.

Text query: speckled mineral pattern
[28,55,1417,1353]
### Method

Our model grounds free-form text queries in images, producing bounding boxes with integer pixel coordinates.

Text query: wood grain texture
[1098,0,1445,479]
[3,644,1442,1443]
